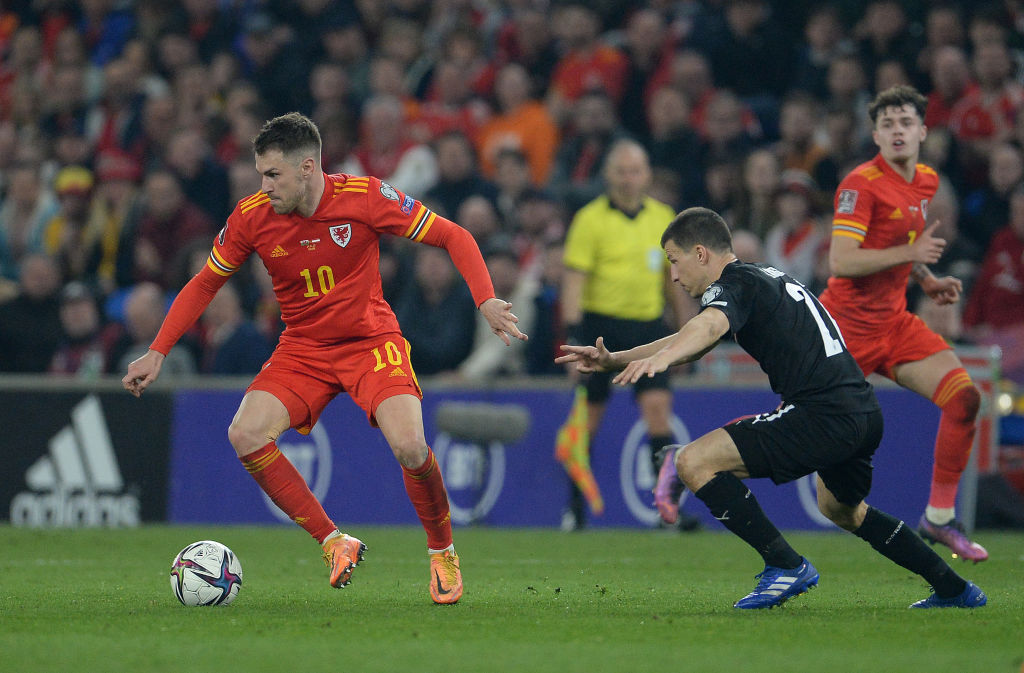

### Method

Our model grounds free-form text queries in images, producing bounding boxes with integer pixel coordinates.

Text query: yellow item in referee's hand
[554,386,603,515]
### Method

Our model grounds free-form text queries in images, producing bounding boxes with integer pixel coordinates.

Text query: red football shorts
[247,332,423,434]
[835,311,951,380]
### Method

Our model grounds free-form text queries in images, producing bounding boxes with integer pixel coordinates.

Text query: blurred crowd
[0,0,1023,383]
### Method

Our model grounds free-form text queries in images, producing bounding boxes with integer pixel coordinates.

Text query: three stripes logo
[10,395,140,528]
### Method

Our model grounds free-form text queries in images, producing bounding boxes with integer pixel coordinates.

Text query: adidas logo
[10,395,140,528]
[888,208,903,219]
[271,245,288,257]
[388,366,407,377]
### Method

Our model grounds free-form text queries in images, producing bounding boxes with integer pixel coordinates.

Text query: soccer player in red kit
[122,113,528,603]
[819,86,987,562]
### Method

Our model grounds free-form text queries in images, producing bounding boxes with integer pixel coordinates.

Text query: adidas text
[10,395,140,528]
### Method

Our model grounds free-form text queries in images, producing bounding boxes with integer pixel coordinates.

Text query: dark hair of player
[253,112,322,160]
[661,207,734,253]
[868,85,928,125]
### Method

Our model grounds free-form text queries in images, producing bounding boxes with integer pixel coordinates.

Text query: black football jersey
[700,261,879,414]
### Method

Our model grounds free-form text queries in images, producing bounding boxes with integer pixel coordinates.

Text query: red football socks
[402,448,453,551]
[928,368,980,509]
[240,442,337,543]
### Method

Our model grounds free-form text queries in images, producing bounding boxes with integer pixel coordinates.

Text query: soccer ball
[170,540,243,606]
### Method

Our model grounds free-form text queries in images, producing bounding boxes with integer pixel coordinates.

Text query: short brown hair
[661,207,733,253]
[253,112,322,160]
[868,85,928,125]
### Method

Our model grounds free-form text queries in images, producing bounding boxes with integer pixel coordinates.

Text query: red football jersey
[150,173,494,354]
[820,154,939,324]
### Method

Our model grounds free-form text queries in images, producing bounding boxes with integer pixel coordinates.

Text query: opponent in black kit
[557,207,987,610]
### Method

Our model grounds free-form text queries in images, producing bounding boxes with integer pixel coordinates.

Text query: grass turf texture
[1,525,1020,673]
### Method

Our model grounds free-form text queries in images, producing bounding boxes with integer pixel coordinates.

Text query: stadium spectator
[949,41,1024,188]
[924,46,976,131]
[853,0,921,89]
[409,58,490,145]
[791,5,850,101]
[645,86,703,208]
[41,166,100,284]
[90,149,145,292]
[963,183,1024,382]
[492,148,533,227]
[546,4,628,125]
[91,57,146,161]
[690,0,790,120]
[916,4,968,90]
[49,280,124,377]
[127,169,215,289]
[825,54,873,148]
[547,91,628,214]
[340,94,439,197]
[163,126,232,223]
[476,62,559,186]
[79,0,136,66]
[728,148,781,240]
[318,14,371,102]
[0,162,59,281]
[424,131,499,220]
[454,195,506,254]
[234,12,308,117]
[617,8,675,144]
[39,64,91,140]
[512,188,565,273]
[0,253,63,372]
[393,245,479,377]
[699,89,761,165]
[775,91,830,179]
[763,170,827,291]
[198,279,272,375]
[112,281,197,376]
[962,142,1024,260]
[491,6,559,97]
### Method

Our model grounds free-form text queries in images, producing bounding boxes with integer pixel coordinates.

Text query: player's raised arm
[386,186,528,345]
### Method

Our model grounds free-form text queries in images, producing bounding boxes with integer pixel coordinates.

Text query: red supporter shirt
[150,173,494,354]
[963,226,1024,330]
[821,155,939,324]
[550,45,629,103]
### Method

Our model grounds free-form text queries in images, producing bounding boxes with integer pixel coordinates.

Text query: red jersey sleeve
[149,262,229,354]
[831,171,876,245]
[364,177,495,307]
[150,210,256,354]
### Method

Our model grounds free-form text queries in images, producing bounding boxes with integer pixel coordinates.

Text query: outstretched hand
[555,336,614,373]
[480,297,529,346]
[612,350,674,385]
[121,350,165,398]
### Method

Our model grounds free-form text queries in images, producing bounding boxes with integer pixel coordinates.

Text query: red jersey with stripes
[150,173,494,355]
[820,154,939,324]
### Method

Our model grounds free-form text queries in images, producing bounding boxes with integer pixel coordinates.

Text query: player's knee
[390,437,429,470]
[675,444,710,489]
[227,419,277,455]
[943,384,980,423]
[818,495,865,532]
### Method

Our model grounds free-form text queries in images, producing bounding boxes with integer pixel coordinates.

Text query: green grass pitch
[1,525,1020,673]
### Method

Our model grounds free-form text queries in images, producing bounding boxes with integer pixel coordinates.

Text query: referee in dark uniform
[560,139,695,530]
[557,207,987,610]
